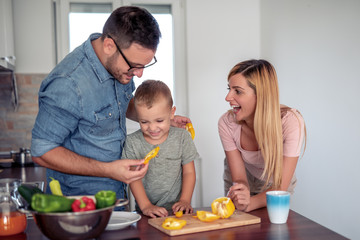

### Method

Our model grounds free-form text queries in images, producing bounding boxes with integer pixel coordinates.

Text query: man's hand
[171,115,191,129]
[108,159,149,184]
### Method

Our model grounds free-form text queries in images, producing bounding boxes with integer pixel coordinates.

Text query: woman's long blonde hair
[228,59,283,189]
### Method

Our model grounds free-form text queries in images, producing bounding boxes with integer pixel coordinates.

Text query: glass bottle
[0,178,27,236]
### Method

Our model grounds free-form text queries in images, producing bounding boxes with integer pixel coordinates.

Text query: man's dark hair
[102,6,161,50]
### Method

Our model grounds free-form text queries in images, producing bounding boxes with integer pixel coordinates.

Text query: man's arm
[32,146,149,184]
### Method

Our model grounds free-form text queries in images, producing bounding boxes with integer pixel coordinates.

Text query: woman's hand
[142,204,169,218]
[172,200,193,214]
[228,182,250,211]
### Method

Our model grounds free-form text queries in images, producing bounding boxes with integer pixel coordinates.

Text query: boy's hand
[142,204,169,218]
[172,200,193,214]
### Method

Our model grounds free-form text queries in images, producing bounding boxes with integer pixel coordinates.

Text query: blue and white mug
[266,191,290,224]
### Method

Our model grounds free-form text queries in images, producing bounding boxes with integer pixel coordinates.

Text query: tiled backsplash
[0,73,46,151]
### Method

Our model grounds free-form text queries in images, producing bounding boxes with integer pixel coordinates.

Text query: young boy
[121,80,199,218]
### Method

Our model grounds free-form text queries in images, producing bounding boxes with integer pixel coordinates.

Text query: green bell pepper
[95,190,116,209]
[31,193,74,213]
[18,184,43,205]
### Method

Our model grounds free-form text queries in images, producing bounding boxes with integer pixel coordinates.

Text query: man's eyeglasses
[107,35,157,72]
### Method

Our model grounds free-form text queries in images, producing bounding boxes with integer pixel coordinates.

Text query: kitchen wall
[6,0,359,239]
[0,0,53,151]
[260,1,360,239]
[185,0,260,217]
[188,1,360,239]
[0,73,44,151]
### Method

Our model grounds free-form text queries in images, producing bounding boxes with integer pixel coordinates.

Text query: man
[31,6,190,200]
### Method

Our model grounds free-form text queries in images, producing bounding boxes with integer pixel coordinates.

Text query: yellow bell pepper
[162,217,187,230]
[196,210,220,222]
[175,211,183,218]
[144,146,159,164]
[211,197,235,219]
[185,123,195,140]
[49,177,63,196]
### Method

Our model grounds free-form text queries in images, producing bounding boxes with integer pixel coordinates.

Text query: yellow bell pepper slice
[211,197,235,219]
[185,123,195,140]
[162,217,187,230]
[144,146,159,164]
[175,211,183,218]
[196,210,220,222]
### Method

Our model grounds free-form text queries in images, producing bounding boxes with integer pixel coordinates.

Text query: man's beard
[105,54,133,84]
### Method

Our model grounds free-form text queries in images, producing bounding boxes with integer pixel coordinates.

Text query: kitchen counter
[0,165,348,240]
[0,163,46,189]
[14,207,349,240]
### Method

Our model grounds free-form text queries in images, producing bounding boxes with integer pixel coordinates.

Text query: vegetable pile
[196,197,235,222]
[161,197,236,230]
[71,196,96,212]
[18,179,117,213]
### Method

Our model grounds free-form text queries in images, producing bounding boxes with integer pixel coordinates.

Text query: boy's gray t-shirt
[121,126,200,211]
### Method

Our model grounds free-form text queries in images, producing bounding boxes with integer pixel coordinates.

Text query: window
[126,1,187,115]
[131,5,174,98]
[68,3,112,52]
[56,0,187,115]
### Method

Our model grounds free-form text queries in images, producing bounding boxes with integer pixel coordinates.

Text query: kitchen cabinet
[0,0,15,69]
[0,0,17,110]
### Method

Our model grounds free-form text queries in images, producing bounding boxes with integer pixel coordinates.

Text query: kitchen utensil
[105,211,141,231]
[148,210,260,236]
[0,178,27,236]
[19,197,129,240]
[0,148,33,165]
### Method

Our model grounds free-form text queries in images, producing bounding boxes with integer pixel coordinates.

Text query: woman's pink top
[218,108,305,182]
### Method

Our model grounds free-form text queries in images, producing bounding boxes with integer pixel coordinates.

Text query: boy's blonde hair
[134,80,173,109]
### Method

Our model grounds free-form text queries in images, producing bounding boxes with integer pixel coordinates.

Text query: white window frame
[123,0,188,115]
[55,0,120,62]
[55,0,187,116]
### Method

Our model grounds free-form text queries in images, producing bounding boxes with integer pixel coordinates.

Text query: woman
[218,59,306,212]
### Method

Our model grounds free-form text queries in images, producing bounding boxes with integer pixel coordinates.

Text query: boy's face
[136,96,175,144]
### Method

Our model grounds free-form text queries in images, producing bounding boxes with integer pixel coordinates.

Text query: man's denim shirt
[31,33,134,198]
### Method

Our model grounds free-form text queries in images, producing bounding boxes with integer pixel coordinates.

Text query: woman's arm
[225,150,251,211]
[280,156,298,190]
[245,155,299,212]
[172,161,196,213]
[226,150,248,185]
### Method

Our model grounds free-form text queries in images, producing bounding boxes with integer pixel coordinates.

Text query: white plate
[105,212,141,231]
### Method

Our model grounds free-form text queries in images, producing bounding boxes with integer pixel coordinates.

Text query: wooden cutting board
[148,210,261,236]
